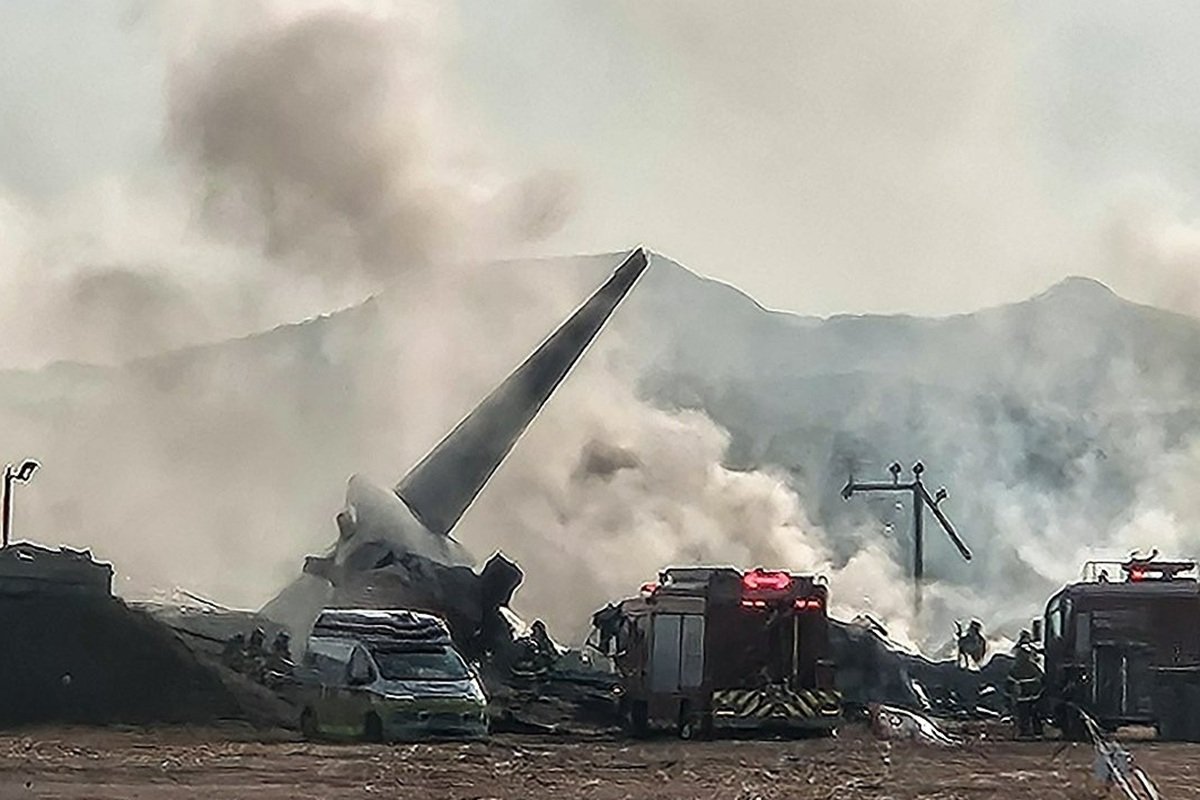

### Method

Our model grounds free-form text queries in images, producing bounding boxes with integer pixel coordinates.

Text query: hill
[2,252,1197,644]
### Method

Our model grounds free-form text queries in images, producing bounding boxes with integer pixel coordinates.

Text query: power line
[841,460,971,615]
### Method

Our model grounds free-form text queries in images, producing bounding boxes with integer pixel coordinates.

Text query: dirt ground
[0,725,1197,800]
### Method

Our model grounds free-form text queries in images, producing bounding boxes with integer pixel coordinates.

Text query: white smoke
[0,1,864,645]
[6,0,1200,659]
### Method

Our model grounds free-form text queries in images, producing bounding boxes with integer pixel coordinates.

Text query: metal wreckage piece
[867,702,960,746]
[829,615,1016,718]
[1075,708,1163,800]
[262,248,650,661]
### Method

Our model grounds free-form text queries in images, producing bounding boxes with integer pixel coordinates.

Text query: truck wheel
[1157,699,1184,741]
[1060,707,1089,742]
[678,702,696,740]
[1154,682,1186,741]
[1185,685,1200,743]
[363,712,384,744]
[624,701,649,738]
[300,707,319,740]
[677,704,711,741]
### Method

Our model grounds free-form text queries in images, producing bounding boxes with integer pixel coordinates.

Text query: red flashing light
[794,597,824,612]
[1130,569,1147,582]
[742,569,792,592]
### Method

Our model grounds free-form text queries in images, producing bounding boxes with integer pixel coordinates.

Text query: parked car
[297,609,489,741]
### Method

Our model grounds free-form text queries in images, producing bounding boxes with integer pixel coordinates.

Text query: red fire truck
[600,566,841,737]
[1041,555,1200,740]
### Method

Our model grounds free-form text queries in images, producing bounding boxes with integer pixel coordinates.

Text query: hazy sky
[4,1,1200,323]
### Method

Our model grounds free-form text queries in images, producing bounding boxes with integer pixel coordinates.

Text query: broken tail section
[394,247,649,537]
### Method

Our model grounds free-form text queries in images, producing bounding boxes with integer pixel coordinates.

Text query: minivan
[298,609,489,741]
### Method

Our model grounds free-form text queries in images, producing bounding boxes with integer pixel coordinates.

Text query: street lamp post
[841,460,972,615]
[2,459,39,548]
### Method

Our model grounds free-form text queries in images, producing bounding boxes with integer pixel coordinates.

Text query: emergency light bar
[742,569,792,592]
[1121,558,1196,582]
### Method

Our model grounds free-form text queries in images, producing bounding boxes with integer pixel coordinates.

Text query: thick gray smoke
[460,357,940,646]
[171,9,468,278]
[0,2,847,642]
[0,2,579,592]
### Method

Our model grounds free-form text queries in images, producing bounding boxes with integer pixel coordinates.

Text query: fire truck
[599,567,841,737]
[1040,555,1200,741]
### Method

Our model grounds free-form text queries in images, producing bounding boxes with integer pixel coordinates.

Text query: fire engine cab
[1041,555,1200,741]
[598,567,841,737]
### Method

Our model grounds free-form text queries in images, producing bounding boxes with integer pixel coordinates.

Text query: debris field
[1,726,1198,800]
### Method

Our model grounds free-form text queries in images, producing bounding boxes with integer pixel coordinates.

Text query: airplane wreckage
[261,247,650,665]
[135,245,1010,729]
[250,246,1008,723]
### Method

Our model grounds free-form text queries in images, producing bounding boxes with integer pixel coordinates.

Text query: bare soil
[0,725,1197,799]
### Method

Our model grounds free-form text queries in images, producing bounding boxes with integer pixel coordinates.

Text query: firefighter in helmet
[243,627,268,682]
[265,630,294,686]
[956,619,987,669]
[1006,629,1044,738]
[509,620,558,681]
[222,632,247,673]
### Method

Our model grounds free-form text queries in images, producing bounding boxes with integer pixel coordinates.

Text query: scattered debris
[867,703,960,746]
[489,712,557,736]
[1076,708,1163,800]
[830,616,1013,718]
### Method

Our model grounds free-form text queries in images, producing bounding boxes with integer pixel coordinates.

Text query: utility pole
[841,461,971,615]
[2,459,40,548]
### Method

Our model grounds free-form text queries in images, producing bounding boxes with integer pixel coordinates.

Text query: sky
[3,1,1200,352]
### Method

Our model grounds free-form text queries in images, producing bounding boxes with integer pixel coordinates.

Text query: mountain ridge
[0,260,1178,381]
[1,252,1198,643]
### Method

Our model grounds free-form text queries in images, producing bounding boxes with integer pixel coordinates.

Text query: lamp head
[15,460,38,482]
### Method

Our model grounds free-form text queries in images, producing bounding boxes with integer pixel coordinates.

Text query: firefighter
[529,620,559,670]
[513,620,560,678]
[956,620,987,670]
[271,630,291,659]
[222,632,247,672]
[1007,629,1044,738]
[244,627,268,681]
[265,630,294,686]
[591,603,623,656]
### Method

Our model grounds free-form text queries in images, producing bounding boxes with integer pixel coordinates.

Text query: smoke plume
[7,0,1200,659]
[0,2,849,644]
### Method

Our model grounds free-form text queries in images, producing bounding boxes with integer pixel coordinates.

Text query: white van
[298,609,489,742]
